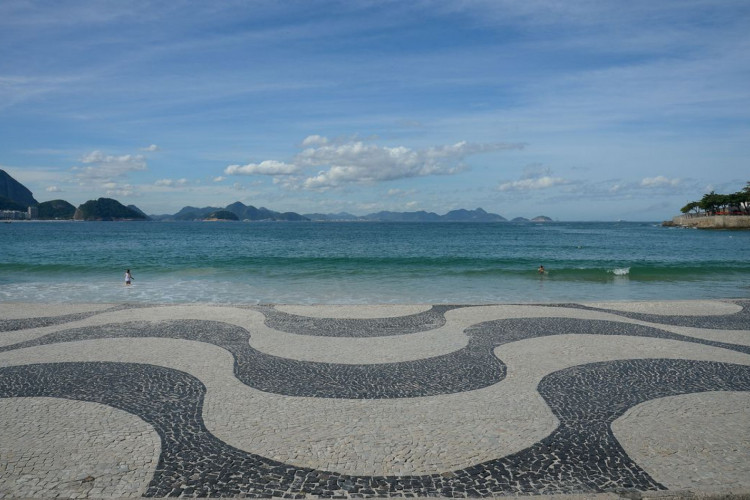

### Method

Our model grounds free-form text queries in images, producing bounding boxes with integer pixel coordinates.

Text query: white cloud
[81,150,146,167]
[72,150,147,181]
[300,139,522,190]
[225,137,523,191]
[104,183,135,197]
[498,176,569,191]
[641,176,680,188]
[301,135,329,147]
[498,163,573,192]
[225,160,301,176]
[213,176,226,182]
[141,144,160,152]
[154,178,188,187]
[387,188,416,197]
[45,185,63,192]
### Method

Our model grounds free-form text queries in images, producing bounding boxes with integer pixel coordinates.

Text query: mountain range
[151,202,309,221]
[304,208,509,222]
[1,169,552,222]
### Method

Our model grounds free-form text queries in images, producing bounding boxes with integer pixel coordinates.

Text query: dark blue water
[1,221,748,303]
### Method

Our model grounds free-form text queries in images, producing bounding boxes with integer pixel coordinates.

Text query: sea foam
[610,267,631,276]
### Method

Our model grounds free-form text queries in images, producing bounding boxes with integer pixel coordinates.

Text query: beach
[1,299,749,498]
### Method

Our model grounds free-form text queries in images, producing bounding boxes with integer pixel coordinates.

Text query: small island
[204,210,239,221]
[664,182,750,229]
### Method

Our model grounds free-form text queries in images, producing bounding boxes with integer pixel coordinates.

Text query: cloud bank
[226,136,524,191]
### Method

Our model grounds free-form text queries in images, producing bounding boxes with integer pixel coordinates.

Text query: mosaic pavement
[0,300,748,498]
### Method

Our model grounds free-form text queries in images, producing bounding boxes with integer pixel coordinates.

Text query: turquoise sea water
[1,221,749,304]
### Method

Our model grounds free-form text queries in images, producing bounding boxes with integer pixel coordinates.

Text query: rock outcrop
[0,169,38,207]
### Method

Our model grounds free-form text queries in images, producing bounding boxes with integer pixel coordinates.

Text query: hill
[205,210,239,221]
[156,202,308,221]
[127,205,150,219]
[224,201,308,221]
[531,216,553,222]
[0,169,38,207]
[73,198,148,221]
[441,208,507,222]
[37,199,76,219]
[166,205,222,221]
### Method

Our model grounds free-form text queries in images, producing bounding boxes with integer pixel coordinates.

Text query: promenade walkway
[1,300,749,498]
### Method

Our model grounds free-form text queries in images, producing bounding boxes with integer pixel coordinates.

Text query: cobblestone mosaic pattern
[0,320,505,399]
[0,304,141,333]
[0,300,749,498]
[560,299,750,330]
[255,305,461,337]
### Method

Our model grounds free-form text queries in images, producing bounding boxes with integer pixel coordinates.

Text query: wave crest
[610,267,631,276]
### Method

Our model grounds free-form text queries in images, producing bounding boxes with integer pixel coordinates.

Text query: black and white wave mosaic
[1,301,749,497]
[1,359,748,497]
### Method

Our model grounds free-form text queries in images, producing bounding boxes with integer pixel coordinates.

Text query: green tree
[699,192,719,214]
[680,201,700,214]
[734,182,750,214]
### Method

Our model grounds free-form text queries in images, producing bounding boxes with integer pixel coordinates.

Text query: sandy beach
[1,299,749,498]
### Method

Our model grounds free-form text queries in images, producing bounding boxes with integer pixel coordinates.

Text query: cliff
[0,169,38,207]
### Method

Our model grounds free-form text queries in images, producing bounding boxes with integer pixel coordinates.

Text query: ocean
[1,221,749,304]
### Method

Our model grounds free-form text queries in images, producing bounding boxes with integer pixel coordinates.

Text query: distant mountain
[304,212,362,221]
[531,215,553,222]
[205,210,239,221]
[169,205,221,221]
[364,210,442,222]
[0,169,38,207]
[0,195,27,211]
[127,205,151,220]
[355,207,507,222]
[152,202,306,221]
[37,199,76,220]
[73,198,148,221]
[225,201,308,221]
[511,217,529,222]
[442,208,507,222]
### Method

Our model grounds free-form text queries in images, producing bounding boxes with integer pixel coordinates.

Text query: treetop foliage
[681,182,750,215]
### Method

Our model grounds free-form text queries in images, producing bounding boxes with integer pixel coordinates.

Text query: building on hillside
[0,210,28,220]
[28,206,38,219]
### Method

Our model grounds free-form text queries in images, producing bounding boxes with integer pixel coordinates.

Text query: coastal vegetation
[73,198,148,221]
[0,196,27,211]
[205,210,239,221]
[37,199,76,220]
[681,182,750,216]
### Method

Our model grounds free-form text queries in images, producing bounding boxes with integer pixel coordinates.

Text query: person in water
[538,265,545,274]
[125,269,134,285]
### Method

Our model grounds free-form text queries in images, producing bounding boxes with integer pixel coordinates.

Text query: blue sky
[1,0,748,220]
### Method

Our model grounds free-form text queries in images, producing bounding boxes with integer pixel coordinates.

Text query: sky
[1,0,748,220]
